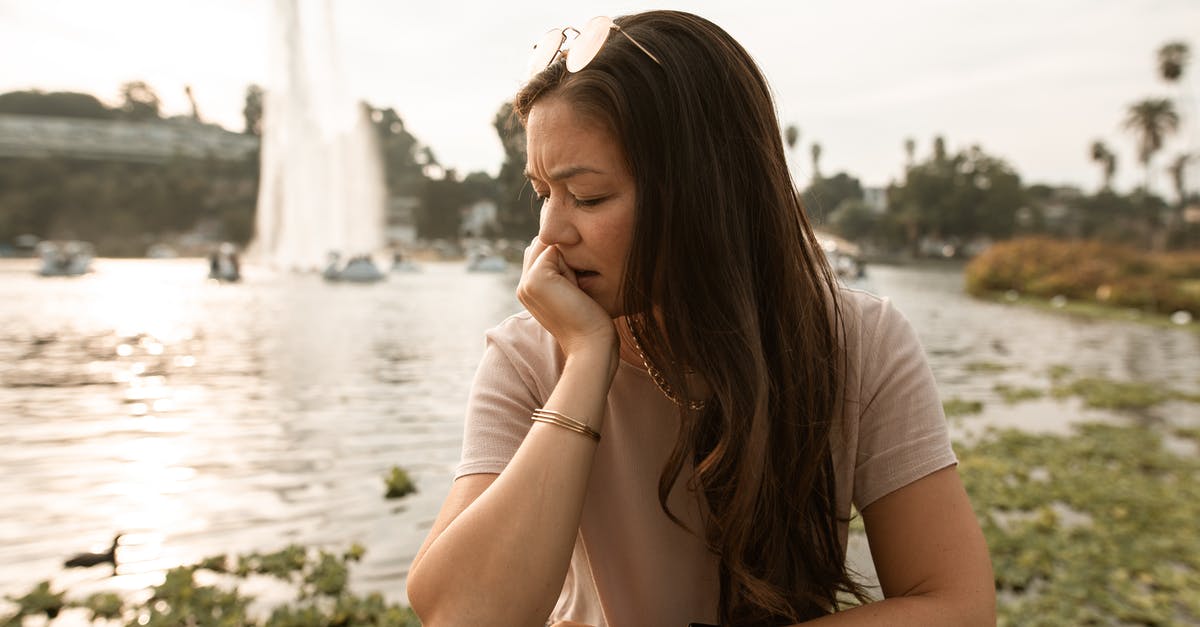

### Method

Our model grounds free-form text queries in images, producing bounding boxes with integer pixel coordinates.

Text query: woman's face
[524,96,637,317]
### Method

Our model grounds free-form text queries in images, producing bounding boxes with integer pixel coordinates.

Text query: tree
[904,137,916,170]
[1089,140,1117,191]
[1123,99,1180,191]
[784,124,800,180]
[416,174,468,239]
[492,101,535,238]
[887,142,1024,254]
[1168,153,1191,205]
[0,90,115,119]
[804,172,863,225]
[785,124,799,151]
[243,84,263,136]
[1158,41,1190,82]
[369,105,425,196]
[933,135,947,163]
[828,199,879,242]
[810,142,822,181]
[118,81,161,120]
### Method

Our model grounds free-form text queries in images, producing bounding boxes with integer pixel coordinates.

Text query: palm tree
[1168,153,1191,204]
[1124,99,1180,191]
[784,124,800,178]
[785,124,800,152]
[810,142,822,181]
[1158,41,1190,82]
[1089,140,1117,191]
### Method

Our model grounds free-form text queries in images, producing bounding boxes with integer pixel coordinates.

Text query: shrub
[965,237,1199,315]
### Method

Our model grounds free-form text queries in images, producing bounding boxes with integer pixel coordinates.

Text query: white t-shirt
[456,287,957,626]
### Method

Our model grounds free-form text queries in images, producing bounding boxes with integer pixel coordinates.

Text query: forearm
[792,592,995,626]
[407,349,616,627]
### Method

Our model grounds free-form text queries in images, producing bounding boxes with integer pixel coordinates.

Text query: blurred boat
[207,243,241,282]
[324,253,385,283]
[391,251,420,273]
[37,240,93,277]
[466,248,508,273]
[814,230,865,280]
[147,244,178,259]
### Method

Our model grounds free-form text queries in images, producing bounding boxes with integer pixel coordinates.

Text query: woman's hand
[517,237,618,366]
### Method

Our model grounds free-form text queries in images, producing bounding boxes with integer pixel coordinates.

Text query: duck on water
[64,533,122,574]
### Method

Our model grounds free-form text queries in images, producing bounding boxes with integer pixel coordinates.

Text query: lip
[575,270,600,291]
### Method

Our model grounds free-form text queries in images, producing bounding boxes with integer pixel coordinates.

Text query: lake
[1,257,1197,614]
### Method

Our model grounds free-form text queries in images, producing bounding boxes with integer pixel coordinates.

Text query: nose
[537,196,580,247]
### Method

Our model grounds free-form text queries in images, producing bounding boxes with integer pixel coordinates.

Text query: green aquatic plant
[1,545,420,626]
[80,592,123,621]
[140,565,253,627]
[3,580,64,622]
[384,465,417,499]
[992,384,1044,404]
[237,544,309,580]
[960,423,1200,624]
[943,397,984,418]
[1051,376,1182,411]
[965,361,1009,373]
[1046,364,1074,383]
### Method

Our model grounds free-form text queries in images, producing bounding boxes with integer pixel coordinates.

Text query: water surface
[1,259,1196,609]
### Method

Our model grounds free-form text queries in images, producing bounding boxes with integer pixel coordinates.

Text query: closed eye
[575,196,607,208]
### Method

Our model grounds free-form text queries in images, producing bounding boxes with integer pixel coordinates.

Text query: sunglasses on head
[527,15,661,78]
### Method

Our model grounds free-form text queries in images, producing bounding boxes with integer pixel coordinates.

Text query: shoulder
[483,311,564,389]
[835,286,915,354]
[486,311,557,354]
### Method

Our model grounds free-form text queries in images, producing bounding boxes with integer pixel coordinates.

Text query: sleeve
[454,325,546,478]
[851,298,957,510]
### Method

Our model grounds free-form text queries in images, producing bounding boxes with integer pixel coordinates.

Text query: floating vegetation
[1050,376,1190,412]
[80,592,123,621]
[960,423,1200,625]
[1046,364,1074,383]
[943,397,984,418]
[1,544,419,627]
[3,580,64,622]
[993,384,1044,404]
[1177,427,1200,442]
[965,361,1009,373]
[384,465,417,499]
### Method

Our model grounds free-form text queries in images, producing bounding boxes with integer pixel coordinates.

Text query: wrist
[562,338,619,384]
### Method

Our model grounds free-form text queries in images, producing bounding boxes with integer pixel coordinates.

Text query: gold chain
[626,321,707,411]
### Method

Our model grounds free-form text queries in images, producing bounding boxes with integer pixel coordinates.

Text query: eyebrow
[523,165,605,182]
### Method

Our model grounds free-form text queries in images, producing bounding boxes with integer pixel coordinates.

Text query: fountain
[251,0,386,272]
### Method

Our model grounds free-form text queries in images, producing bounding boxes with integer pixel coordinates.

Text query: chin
[589,293,623,319]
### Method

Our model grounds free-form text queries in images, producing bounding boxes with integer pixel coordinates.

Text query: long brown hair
[516,11,866,625]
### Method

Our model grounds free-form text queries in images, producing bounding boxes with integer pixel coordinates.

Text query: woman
[407,11,994,627]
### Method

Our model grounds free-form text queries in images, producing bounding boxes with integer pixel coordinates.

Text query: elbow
[941,581,996,626]
[405,563,438,627]
[969,585,997,626]
[404,565,476,627]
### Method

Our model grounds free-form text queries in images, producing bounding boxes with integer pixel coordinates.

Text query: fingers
[522,235,547,276]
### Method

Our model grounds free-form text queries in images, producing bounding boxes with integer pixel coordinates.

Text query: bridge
[0,114,258,163]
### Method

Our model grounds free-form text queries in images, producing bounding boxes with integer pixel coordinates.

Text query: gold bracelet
[531,408,601,442]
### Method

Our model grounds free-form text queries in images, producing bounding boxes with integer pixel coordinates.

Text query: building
[862,186,888,213]
[459,199,500,239]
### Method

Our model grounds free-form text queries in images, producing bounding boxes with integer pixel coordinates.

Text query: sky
[1,0,1198,194]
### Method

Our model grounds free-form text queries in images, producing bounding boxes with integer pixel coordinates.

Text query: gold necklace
[626,321,708,411]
